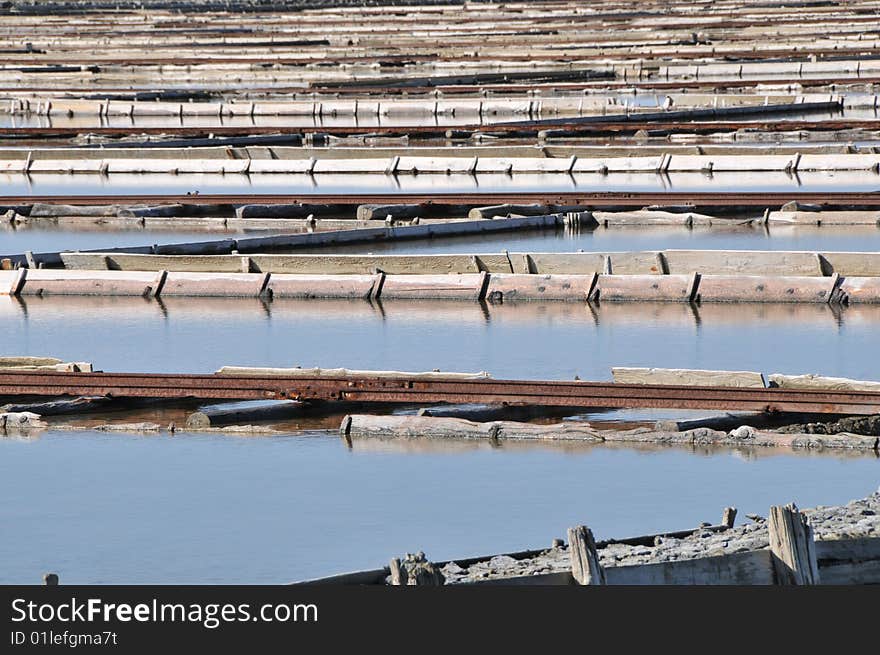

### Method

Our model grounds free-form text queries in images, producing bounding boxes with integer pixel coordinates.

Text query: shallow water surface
[0,430,876,584]
[1,295,878,380]
[4,224,880,258]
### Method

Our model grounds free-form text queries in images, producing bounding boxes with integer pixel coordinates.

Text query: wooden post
[568,525,605,585]
[389,558,404,586]
[768,504,819,585]
[389,552,444,586]
[722,507,737,529]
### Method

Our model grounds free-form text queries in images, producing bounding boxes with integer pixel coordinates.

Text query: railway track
[1,370,878,415]
[2,192,879,207]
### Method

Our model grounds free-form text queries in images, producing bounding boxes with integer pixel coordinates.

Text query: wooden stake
[722,507,738,529]
[768,503,820,585]
[568,525,605,585]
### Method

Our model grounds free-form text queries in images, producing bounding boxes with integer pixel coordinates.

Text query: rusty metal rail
[1,370,879,414]
[2,119,872,140]
[2,192,879,207]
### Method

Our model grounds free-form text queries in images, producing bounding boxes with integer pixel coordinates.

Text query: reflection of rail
[7,45,880,66]
[2,370,880,414]
[3,192,880,207]
[2,119,872,139]
[2,77,879,96]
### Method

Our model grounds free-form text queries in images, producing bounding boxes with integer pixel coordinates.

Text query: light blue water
[1,170,878,196]
[299,225,880,254]
[0,430,876,584]
[4,225,880,258]
[0,295,877,381]
[0,229,245,254]
[2,278,879,584]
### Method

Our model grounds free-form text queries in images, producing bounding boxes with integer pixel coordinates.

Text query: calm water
[0,430,877,584]
[3,257,880,584]
[2,170,879,196]
[0,229,245,254]
[4,225,880,257]
[1,295,878,380]
[305,225,880,255]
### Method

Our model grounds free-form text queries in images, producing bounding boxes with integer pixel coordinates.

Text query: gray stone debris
[441,491,880,584]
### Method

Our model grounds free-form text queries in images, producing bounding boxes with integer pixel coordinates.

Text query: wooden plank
[467,204,548,219]
[840,276,880,304]
[217,367,491,380]
[767,211,880,225]
[290,568,389,586]
[0,356,63,368]
[569,526,606,585]
[768,504,820,585]
[250,254,508,275]
[594,274,692,302]
[484,273,596,302]
[185,401,307,428]
[1,396,110,415]
[267,273,380,300]
[818,560,880,585]
[356,204,424,220]
[341,415,603,442]
[16,270,157,296]
[521,252,607,275]
[604,550,775,585]
[159,272,267,297]
[592,210,718,226]
[466,571,573,586]
[663,250,822,276]
[378,273,486,300]
[768,373,880,392]
[612,367,766,388]
[822,253,880,277]
[696,275,837,303]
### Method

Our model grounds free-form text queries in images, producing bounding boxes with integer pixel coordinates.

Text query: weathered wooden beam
[768,373,880,392]
[1,395,110,416]
[612,367,766,388]
[185,400,309,428]
[568,525,605,585]
[768,503,820,585]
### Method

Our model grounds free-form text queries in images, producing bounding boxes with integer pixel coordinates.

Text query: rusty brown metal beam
[0,370,878,415]
[1,118,865,141]
[2,192,879,208]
